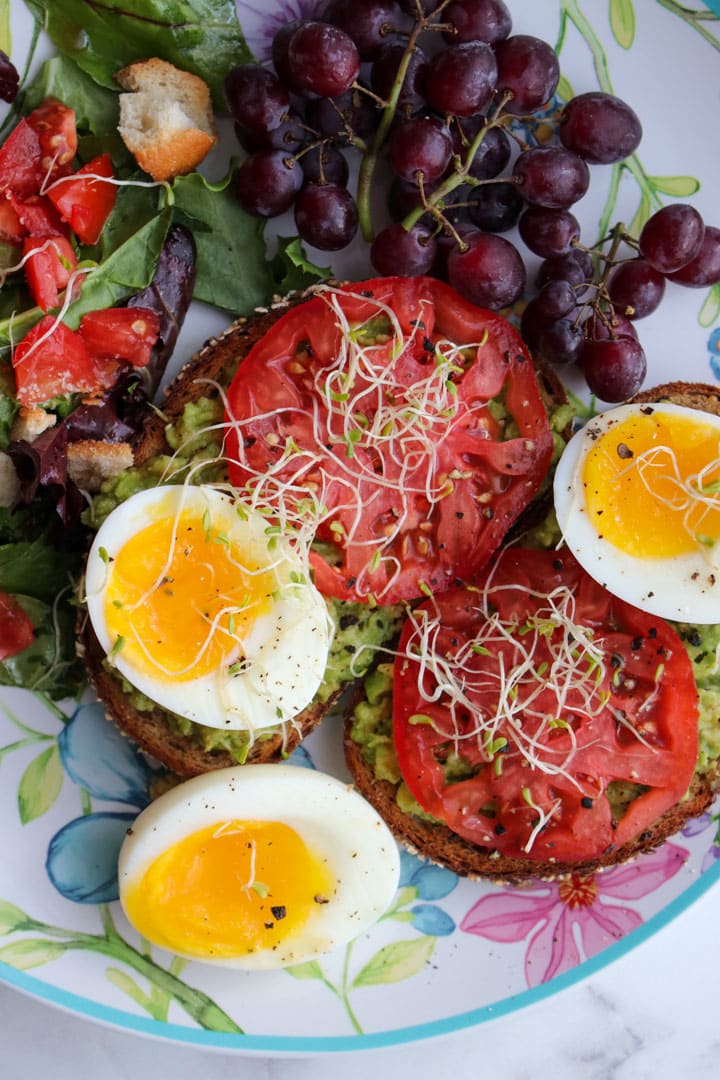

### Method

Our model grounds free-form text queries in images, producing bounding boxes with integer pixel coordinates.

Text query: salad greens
[22,0,252,109]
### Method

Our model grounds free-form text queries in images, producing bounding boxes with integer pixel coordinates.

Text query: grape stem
[356,1,454,241]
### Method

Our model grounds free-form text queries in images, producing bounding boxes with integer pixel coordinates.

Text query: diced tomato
[0,197,23,242]
[0,592,35,661]
[12,316,98,405]
[12,194,69,237]
[79,307,161,368]
[0,118,45,198]
[46,153,117,245]
[26,98,77,181]
[23,235,78,312]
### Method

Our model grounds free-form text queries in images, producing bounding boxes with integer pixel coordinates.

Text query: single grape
[371,222,437,276]
[494,35,560,115]
[443,0,512,45]
[536,248,593,289]
[305,89,377,142]
[666,226,720,287]
[432,224,476,281]
[0,49,19,103]
[452,119,511,180]
[299,143,350,186]
[287,22,361,98]
[224,65,290,136]
[294,183,359,250]
[639,204,705,274]
[322,0,403,60]
[389,116,452,184]
[371,43,428,112]
[234,110,307,155]
[271,20,306,85]
[468,181,524,232]
[518,206,581,258]
[559,92,642,164]
[425,42,497,118]
[608,257,666,319]
[446,230,526,309]
[513,147,590,209]
[538,318,585,365]
[581,336,647,402]
[534,279,577,320]
[234,150,303,217]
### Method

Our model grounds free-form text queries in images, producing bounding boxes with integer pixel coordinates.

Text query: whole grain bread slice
[343,382,720,882]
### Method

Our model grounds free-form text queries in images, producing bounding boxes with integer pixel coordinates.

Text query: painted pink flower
[236,0,327,63]
[460,843,688,987]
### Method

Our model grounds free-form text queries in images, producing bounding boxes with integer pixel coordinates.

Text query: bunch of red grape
[223,0,720,401]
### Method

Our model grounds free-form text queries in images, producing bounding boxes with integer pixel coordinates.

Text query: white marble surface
[1,883,716,1079]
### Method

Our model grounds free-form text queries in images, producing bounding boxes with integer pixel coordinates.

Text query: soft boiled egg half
[554,401,720,622]
[118,765,401,969]
[85,484,332,733]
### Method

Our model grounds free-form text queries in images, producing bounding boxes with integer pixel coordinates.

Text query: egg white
[85,485,332,732]
[118,764,401,970]
[554,402,720,623]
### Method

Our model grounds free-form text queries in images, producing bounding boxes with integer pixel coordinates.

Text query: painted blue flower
[708,328,720,380]
[399,848,458,900]
[409,903,455,936]
[58,702,151,807]
[287,743,315,770]
[46,811,136,903]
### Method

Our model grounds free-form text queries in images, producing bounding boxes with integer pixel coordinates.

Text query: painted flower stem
[22,916,243,1033]
[340,939,363,1035]
[655,0,720,51]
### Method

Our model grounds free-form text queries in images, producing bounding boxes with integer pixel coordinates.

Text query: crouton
[67,440,134,493]
[115,58,217,181]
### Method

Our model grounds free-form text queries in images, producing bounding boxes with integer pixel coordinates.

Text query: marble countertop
[2,882,716,1079]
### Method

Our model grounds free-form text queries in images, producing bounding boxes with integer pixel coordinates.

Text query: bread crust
[83,618,336,776]
[343,382,720,882]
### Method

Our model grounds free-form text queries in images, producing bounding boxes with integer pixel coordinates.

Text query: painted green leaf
[610,0,636,49]
[648,175,701,198]
[106,967,152,1008]
[352,936,436,988]
[0,938,66,970]
[699,283,720,328]
[556,73,575,103]
[18,745,64,824]
[0,0,10,54]
[628,190,653,242]
[285,959,325,981]
[0,900,29,934]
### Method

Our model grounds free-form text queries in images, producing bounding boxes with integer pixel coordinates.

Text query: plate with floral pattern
[1,0,719,1054]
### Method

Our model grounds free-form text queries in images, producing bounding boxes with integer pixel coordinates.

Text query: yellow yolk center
[122,819,336,960]
[104,508,275,681]
[582,410,720,558]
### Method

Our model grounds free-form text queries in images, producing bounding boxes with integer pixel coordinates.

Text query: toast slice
[343,382,720,881]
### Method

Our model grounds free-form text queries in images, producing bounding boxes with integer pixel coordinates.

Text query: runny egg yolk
[104,508,276,681]
[583,409,720,558]
[122,819,336,960]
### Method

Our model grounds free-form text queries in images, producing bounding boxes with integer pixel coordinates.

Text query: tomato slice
[47,153,117,245]
[26,98,77,181]
[0,118,45,198]
[392,547,699,863]
[22,234,78,312]
[225,277,553,603]
[79,307,160,368]
[12,316,98,406]
[0,592,35,661]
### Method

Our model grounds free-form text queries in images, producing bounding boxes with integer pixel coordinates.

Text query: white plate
[2,0,720,1054]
